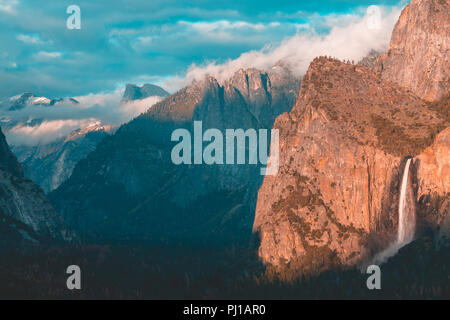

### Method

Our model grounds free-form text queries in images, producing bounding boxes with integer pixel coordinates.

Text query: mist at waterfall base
[373,158,416,265]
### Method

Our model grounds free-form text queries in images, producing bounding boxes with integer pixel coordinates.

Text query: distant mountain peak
[65,121,113,142]
[1,93,80,110]
[121,83,170,102]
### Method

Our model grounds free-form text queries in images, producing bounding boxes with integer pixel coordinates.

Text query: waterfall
[372,158,415,264]
[397,158,415,245]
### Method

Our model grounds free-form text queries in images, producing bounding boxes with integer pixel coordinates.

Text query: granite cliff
[253,0,449,275]
[376,0,449,101]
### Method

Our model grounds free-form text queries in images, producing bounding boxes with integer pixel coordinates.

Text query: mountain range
[7,83,169,193]
[49,66,300,243]
[0,93,79,111]
[0,0,448,280]
[45,0,449,262]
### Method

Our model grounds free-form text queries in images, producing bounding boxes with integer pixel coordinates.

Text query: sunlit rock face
[415,127,450,238]
[376,0,450,102]
[253,0,449,275]
[0,128,75,244]
[253,56,448,274]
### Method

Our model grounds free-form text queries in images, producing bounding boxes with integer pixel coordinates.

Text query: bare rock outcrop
[253,57,448,274]
[415,127,450,237]
[376,0,449,102]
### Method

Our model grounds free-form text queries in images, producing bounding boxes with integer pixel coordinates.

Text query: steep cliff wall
[253,0,449,276]
[415,127,450,237]
[376,0,449,101]
[253,57,448,274]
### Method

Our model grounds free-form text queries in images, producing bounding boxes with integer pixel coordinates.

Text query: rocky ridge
[0,127,74,244]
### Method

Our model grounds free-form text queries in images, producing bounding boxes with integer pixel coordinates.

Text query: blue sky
[0,0,405,98]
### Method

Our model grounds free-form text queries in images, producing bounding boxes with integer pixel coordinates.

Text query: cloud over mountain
[3,88,165,146]
[0,1,404,97]
[166,4,403,89]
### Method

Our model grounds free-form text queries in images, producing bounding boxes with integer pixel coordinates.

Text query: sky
[0,0,407,98]
[0,0,408,145]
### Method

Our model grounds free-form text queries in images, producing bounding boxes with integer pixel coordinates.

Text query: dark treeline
[0,235,448,299]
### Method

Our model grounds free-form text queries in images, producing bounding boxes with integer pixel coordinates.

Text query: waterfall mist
[372,158,416,265]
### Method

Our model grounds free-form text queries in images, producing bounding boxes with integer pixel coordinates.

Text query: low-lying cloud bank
[7,119,97,146]
[3,90,163,146]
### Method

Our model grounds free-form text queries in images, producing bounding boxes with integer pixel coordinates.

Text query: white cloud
[137,36,153,44]
[73,89,163,122]
[180,20,268,32]
[7,119,97,146]
[73,89,124,109]
[34,51,62,60]
[121,96,163,118]
[3,3,406,146]
[3,88,165,145]
[17,34,48,45]
[165,4,402,88]
[175,20,285,43]
[0,0,19,14]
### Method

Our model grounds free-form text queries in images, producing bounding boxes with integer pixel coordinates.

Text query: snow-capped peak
[1,93,79,111]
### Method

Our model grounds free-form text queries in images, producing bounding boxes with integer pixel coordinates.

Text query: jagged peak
[142,64,297,123]
[64,121,113,142]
